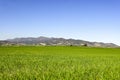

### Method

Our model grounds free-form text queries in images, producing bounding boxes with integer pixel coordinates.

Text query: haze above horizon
[0,0,120,45]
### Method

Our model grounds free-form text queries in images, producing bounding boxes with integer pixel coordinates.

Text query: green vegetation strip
[0,46,120,80]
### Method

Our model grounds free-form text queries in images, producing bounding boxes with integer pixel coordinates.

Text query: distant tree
[84,43,87,47]
[0,42,2,46]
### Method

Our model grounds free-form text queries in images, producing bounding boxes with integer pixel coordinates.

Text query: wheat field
[0,46,120,80]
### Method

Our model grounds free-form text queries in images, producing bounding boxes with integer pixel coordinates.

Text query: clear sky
[0,0,120,45]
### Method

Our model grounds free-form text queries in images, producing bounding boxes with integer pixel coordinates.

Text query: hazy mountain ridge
[0,36,119,47]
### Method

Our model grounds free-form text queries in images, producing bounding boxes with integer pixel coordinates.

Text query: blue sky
[0,0,120,45]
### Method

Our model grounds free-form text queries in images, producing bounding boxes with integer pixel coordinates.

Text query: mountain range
[0,36,119,48]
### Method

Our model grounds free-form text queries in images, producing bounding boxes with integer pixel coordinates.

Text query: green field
[0,46,120,80]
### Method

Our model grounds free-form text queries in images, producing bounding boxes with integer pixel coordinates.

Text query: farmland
[0,46,120,80]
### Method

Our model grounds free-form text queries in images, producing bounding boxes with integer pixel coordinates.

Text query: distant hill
[0,36,119,48]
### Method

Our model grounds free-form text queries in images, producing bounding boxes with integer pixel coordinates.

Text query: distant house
[81,43,87,47]
[39,43,46,46]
